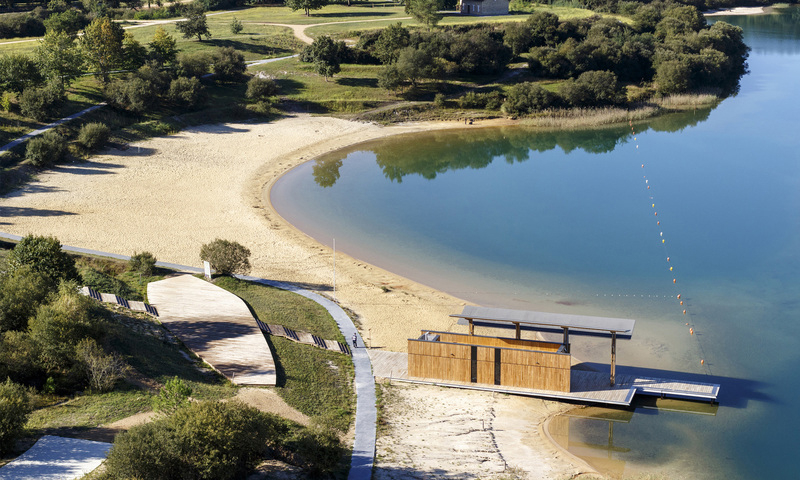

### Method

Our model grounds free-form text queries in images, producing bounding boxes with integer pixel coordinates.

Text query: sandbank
[704,6,765,16]
[0,114,588,478]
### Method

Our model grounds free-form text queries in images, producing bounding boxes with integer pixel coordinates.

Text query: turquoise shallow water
[272,8,800,479]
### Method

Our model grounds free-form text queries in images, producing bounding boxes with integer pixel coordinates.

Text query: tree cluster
[516,5,747,95]
[355,23,512,90]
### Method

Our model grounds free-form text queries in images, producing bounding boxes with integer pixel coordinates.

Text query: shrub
[105,75,156,113]
[75,338,129,392]
[0,265,51,332]
[19,81,65,121]
[0,92,12,112]
[0,331,43,386]
[433,93,446,108]
[245,76,278,103]
[28,282,104,371]
[199,239,251,276]
[229,17,243,35]
[0,13,45,40]
[152,376,192,416]
[105,401,275,480]
[168,76,206,109]
[502,82,559,116]
[80,268,136,298]
[0,378,32,454]
[289,423,346,476]
[129,251,157,276]
[77,122,111,152]
[43,9,87,35]
[6,235,78,284]
[177,51,212,78]
[212,47,246,82]
[26,129,66,167]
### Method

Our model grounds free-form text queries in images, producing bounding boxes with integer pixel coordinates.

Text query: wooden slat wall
[409,338,571,392]
[434,331,562,352]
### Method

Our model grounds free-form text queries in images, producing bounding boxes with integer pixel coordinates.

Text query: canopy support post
[469,319,474,336]
[610,332,617,386]
[562,327,570,354]
[515,323,521,339]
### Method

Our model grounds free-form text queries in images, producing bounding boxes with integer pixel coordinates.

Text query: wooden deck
[147,275,276,386]
[369,351,718,406]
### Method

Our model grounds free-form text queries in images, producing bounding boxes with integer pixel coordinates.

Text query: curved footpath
[0,232,376,480]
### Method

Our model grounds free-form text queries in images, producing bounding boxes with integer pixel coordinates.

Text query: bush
[152,376,192,416]
[289,423,346,476]
[129,251,157,276]
[229,17,243,35]
[19,81,65,121]
[245,76,278,103]
[105,401,275,480]
[502,82,559,116]
[43,9,87,35]
[26,129,66,167]
[75,338,129,392]
[105,76,156,113]
[6,235,78,284]
[0,331,43,386]
[199,239,251,276]
[0,378,32,454]
[77,122,111,152]
[0,265,51,333]
[168,76,206,109]
[28,282,104,371]
[433,93,446,108]
[212,47,246,82]
[0,13,45,40]
[177,51,212,78]
[80,268,136,298]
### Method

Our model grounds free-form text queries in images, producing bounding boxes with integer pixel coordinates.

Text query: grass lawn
[216,2,409,25]
[253,57,400,113]
[214,276,355,432]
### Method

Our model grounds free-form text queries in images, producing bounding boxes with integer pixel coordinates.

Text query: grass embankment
[214,276,355,433]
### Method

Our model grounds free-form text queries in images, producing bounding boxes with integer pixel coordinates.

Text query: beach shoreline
[704,6,766,16]
[0,113,592,478]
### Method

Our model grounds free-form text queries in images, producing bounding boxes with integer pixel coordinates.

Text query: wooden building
[408,306,637,393]
[459,0,510,16]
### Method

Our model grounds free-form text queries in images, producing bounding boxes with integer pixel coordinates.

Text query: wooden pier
[369,350,718,406]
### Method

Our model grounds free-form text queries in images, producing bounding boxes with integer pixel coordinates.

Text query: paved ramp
[147,275,276,386]
[0,436,111,480]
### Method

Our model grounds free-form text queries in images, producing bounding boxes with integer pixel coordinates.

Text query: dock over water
[369,351,719,407]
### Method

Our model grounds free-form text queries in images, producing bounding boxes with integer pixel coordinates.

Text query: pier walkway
[369,350,719,406]
[147,275,277,386]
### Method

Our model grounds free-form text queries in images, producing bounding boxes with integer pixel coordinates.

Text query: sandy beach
[704,6,765,16]
[0,114,592,478]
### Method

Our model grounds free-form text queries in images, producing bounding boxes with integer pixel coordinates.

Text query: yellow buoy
[670,266,673,271]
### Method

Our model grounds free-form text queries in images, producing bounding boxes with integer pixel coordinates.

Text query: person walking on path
[352,332,358,348]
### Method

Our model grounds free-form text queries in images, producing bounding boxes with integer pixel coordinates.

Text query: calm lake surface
[271,8,800,478]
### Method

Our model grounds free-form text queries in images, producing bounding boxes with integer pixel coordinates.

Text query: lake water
[271,8,800,479]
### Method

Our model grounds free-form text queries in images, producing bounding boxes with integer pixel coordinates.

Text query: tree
[168,76,206,108]
[229,17,243,35]
[526,11,560,47]
[199,239,251,276]
[34,30,83,88]
[42,8,86,35]
[20,80,65,121]
[177,51,212,78]
[655,59,691,94]
[149,27,178,66]
[405,0,442,29]
[121,33,148,71]
[0,53,44,94]
[285,0,327,16]
[6,235,78,284]
[502,82,559,116]
[395,46,434,87]
[0,265,50,333]
[80,16,125,83]
[373,22,410,64]
[175,5,211,41]
[304,36,341,80]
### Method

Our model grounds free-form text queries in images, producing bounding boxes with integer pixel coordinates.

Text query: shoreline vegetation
[0,1,781,478]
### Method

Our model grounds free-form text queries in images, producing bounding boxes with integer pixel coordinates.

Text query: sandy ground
[0,114,584,477]
[0,114,494,352]
[374,382,589,480]
[704,6,765,16]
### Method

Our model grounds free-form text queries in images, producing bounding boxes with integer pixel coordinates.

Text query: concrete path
[0,436,111,480]
[0,104,106,156]
[147,274,277,386]
[0,233,377,479]
[237,275,376,480]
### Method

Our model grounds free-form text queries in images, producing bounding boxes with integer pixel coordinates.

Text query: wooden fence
[408,331,571,392]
